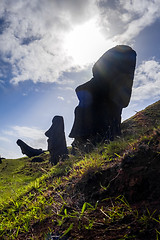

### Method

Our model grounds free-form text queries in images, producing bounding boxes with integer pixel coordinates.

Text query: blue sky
[1,0,160,158]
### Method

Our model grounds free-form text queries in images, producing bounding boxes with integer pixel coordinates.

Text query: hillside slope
[0,100,160,240]
[122,100,160,136]
[0,153,51,203]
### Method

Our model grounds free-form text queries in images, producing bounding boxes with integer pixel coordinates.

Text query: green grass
[0,153,51,203]
[0,156,78,239]
[0,150,158,239]
[0,140,157,239]
[0,157,30,202]
[0,100,160,239]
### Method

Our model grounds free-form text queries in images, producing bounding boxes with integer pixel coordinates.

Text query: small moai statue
[45,116,68,165]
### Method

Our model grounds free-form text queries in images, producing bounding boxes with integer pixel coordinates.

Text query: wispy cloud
[57,96,65,101]
[115,0,160,43]
[58,86,74,92]
[98,0,160,43]
[0,136,11,143]
[0,0,98,84]
[132,59,160,101]
[0,80,4,83]
[0,0,160,86]
[6,126,44,139]
[0,146,17,159]
[4,125,47,149]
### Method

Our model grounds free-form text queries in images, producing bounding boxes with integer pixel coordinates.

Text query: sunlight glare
[65,19,114,66]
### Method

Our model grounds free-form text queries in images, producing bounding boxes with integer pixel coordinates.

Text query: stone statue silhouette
[16,139,44,158]
[45,116,68,165]
[69,45,136,153]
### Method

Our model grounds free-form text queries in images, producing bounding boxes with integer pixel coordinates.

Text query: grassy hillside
[0,100,160,240]
[0,153,50,203]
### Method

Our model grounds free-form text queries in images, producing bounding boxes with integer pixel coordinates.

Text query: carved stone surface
[69,45,136,153]
[16,139,44,158]
[45,116,68,165]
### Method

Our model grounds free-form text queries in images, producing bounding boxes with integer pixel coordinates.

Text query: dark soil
[5,101,160,240]
[15,129,160,240]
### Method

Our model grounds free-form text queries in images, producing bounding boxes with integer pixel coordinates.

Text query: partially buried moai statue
[45,116,68,165]
[69,45,137,153]
[16,139,44,158]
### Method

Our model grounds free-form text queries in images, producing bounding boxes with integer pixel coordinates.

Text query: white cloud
[0,0,99,84]
[132,59,160,101]
[97,0,160,44]
[57,96,65,101]
[0,0,160,85]
[4,126,43,138]
[0,136,11,143]
[4,125,47,150]
[58,86,74,91]
[0,146,17,159]
[114,0,160,43]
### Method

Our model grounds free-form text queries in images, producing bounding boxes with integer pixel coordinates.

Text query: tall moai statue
[69,45,136,153]
[45,116,68,165]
